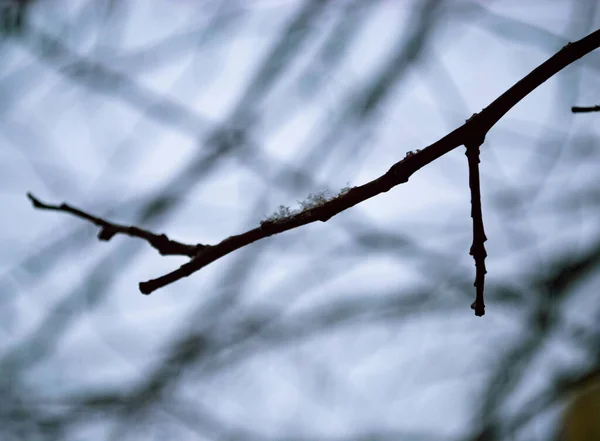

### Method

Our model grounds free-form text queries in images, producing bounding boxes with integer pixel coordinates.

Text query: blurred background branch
[1,1,599,440]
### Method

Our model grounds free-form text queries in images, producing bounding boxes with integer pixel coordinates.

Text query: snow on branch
[28,30,600,316]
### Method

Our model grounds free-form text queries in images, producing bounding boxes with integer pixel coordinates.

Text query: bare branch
[464,124,488,317]
[28,29,600,310]
[27,193,205,257]
[138,30,600,296]
[572,105,600,113]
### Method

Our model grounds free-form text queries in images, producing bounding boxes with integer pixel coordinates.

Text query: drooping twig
[29,29,600,312]
[571,105,600,113]
[463,119,488,317]
[26,193,205,257]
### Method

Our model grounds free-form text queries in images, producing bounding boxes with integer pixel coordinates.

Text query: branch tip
[139,282,153,295]
[27,192,43,208]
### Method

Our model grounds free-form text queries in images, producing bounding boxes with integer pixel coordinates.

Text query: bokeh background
[1,1,599,440]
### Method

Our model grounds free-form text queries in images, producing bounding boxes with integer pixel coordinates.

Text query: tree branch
[29,29,600,312]
[464,125,488,317]
[571,105,600,113]
[27,193,205,257]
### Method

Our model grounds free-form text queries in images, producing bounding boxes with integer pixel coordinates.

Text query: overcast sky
[1,1,599,440]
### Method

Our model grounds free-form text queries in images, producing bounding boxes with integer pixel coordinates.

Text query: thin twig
[27,193,205,257]
[464,127,488,317]
[571,105,600,113]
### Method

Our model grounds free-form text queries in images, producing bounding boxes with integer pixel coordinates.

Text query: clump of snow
[404,148,421,158]
[298,190,332,210]
[263,204,296,222]
[262,184,352,224]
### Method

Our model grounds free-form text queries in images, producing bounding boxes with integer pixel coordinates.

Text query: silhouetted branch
[138,30,600,300]
[464,120,488,317]
[28,29,600,315]
[571,105,600,113]
[27,193,205,257]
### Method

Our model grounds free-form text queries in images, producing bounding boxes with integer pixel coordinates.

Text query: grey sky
[1,1,599,440]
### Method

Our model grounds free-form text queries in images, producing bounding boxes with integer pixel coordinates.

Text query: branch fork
[28,29,600,316]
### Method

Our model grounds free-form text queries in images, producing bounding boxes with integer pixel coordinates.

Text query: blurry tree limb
[21,26,213,134]
[29,30,600,314]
